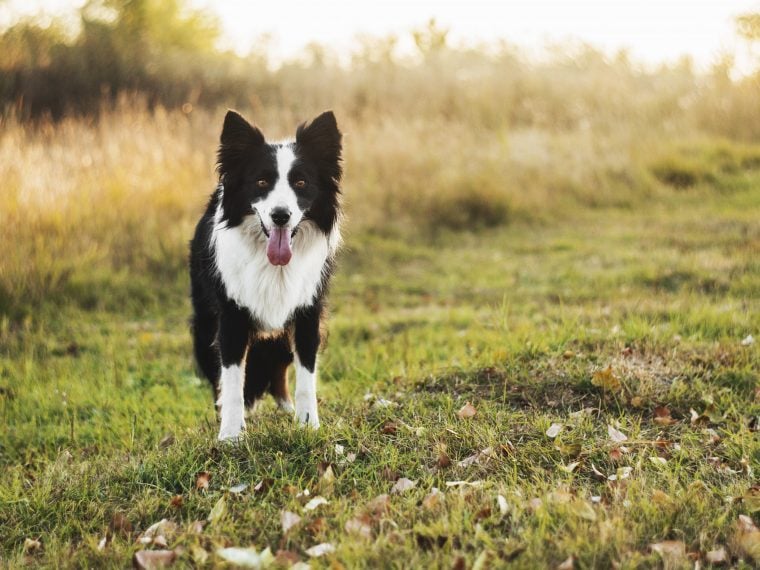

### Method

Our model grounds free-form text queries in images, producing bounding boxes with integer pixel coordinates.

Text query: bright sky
[3,0,759,70]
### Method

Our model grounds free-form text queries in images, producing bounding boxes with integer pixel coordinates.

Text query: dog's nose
[270,207,291,227]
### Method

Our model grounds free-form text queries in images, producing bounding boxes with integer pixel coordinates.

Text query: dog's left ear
[296,111,342,181]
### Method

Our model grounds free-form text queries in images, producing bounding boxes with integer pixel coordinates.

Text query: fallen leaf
[607,425,628,443]
[562,350,575,359]
[649,456,668,466]
[649,541,686,564]
[24,538,41,553]
[592,366,621,392]
[391,478,417,494]
[305,517,327,536]
[497,494,509,515]
[253,479,273,493]
[546,423,564,438]
[735,515,760,561]
[207,497,226,526]
[590,464,607,481]
[229,483,249,494]
[435,443,452,468]
[608,449,623,462]
[690,408,709,425]
[170,495,183,508]
[457,402,477,419]
[608,466,633,481]
[334,443,345,455]
[705,546,727,564]
[137,519,178,546]
[380,421,398,435]
[97,535,108,551]
[133,549,177,569]
[190,545,208,565]
[188,520,205,534]
[366,494,391,517]
[458,447,494,468]
[195,472,211,491]
[110,512,132,535]
[345,515,372,538]
[556,555,575,570]
[305,543,335,558]
[216,546,274,568]
[742,485,760,513]
[275,550,301,566]
[653,406,677,426]
[741,334,755,346]
[422,488,443,510]
[280,511,301,534]
[304,496,329,512]
[381,467,399,481]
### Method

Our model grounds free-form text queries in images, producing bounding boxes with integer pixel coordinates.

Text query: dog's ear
[217,110,265,177]
[296,111,342,182]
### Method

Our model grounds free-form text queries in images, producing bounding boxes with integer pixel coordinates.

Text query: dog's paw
[217,421,245,442]
[296,409,320,429]
[276,398,295,414]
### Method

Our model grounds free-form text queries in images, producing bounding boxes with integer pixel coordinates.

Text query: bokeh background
[1,0,759,318]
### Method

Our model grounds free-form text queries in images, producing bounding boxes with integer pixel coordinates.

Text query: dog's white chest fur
[212,217,338,330]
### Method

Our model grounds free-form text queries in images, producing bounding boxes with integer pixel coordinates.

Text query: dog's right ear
[217,110,265,176]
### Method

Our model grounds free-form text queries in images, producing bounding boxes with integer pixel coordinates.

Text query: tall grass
[2,45,760,318]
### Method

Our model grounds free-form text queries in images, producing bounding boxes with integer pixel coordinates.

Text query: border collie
[189,110,342,441]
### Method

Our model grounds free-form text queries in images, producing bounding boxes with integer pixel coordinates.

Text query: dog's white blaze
[212,191,340,331]
[294,355,319,428]
[254,144,304,229]
[217,364,245,441]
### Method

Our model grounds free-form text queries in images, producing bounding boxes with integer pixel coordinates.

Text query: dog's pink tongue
[266,227,292,266]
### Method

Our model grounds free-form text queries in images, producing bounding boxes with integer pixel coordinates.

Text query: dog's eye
[294,180,306,189]
[256,179,269,189]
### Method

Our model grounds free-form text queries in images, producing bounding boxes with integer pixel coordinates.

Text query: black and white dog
[189,110,342,441]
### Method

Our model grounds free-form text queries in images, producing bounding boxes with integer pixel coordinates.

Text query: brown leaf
[280,510,301,534]
[253,478,273,493]
[608,448,623,462]
[451,555,467,570]
[422,488,443,510]
[133,549,176,569]
[169,495,183,509]
[137,519,178,546]
[110,512,133,535]
[366,494,390,517]
[391,478,417,494]
[556,555,575,570]
[649,541,686,564]
[435,443,452,468]
[381,467,399,481]
[195,471,211,492]
[275,550,301,565]
[380,421,398,435]
[457,402,477,419]
[23,538,41,553]
[345,515,372,539]
[705,546,727,565]
[653,406,677,426]
[592,366,621,392]
[306,517,327,536]
[458,447,494,468]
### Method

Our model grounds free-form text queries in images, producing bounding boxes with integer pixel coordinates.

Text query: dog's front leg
[217,302,251,441]
[293,303,322,428]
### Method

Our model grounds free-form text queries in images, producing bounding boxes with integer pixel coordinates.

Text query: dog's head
[216,110,342,266]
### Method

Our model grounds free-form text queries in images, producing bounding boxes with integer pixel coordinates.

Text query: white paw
[295,405,320,429]
[217,420,245,442]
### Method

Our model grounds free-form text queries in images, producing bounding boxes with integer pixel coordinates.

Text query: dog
[189,110,342,441]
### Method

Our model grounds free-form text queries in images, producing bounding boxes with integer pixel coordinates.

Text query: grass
[1,169,758,567]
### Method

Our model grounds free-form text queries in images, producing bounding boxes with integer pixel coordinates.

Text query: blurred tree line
[0,0,274,117]
[0,1,758,141]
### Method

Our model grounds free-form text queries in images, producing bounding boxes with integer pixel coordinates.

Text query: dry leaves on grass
[422,488,443,510]
[649,541,687,565]
[391,478,417,494]
[305,543,335,558]
[458,447,495,468]
[345,515,372,539]
[280,511,301,534]
[194,471,211,491]
[133,549,177,569]
[546,423,564,438]
[23,538,41,553]
[653,406,677,426]
[216,546,274,568]
[457,402,477,419]
[592,365,622,392]
[705,546,727,564]
[137,519,178,547]
[303,496,329,512]
[734,515,760,561]
[607,425,628,443]
[207,497,226,526]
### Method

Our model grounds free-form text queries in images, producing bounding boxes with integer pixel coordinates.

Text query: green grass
[1,182,759,568]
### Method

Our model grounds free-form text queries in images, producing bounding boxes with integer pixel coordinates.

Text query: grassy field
[1,149,759,567]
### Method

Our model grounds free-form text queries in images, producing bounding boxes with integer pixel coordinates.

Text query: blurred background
[0,0,759,317]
